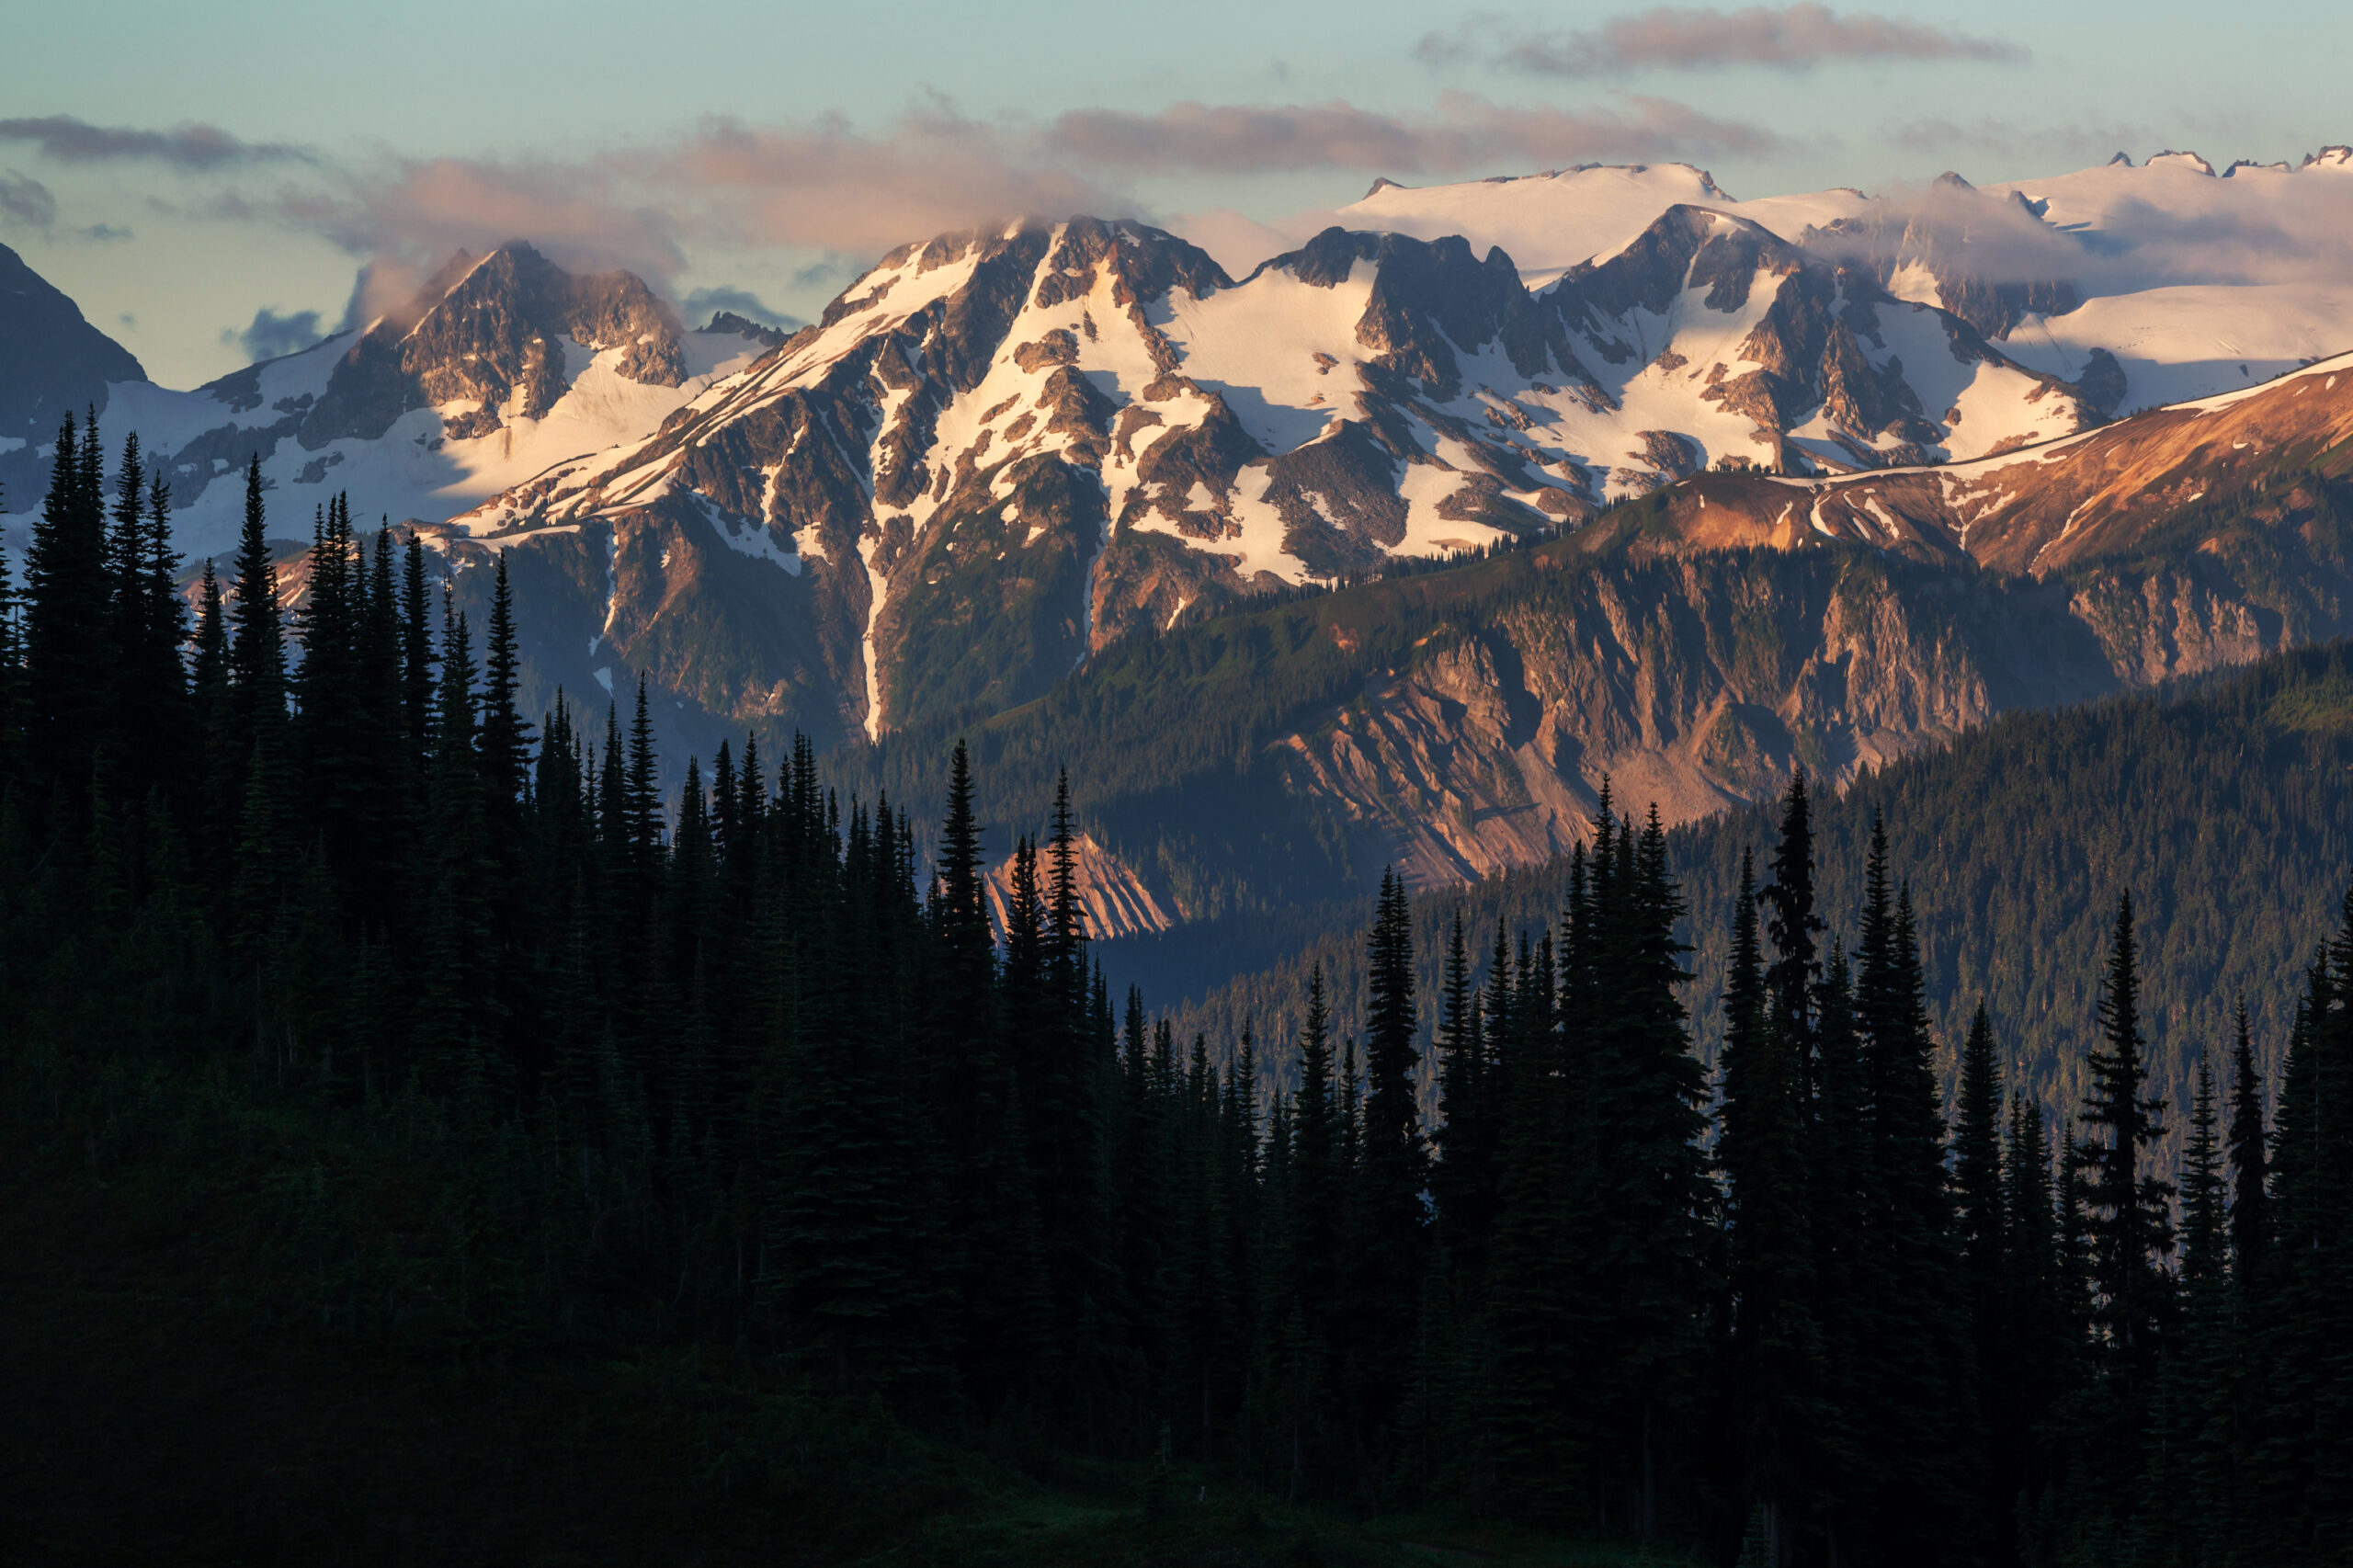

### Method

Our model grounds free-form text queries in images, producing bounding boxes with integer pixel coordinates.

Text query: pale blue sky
[6,1,2347,385]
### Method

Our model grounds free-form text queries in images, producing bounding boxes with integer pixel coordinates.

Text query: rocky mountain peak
[297,241,686,447]
[0,242,146,505]
[702,311,787,347]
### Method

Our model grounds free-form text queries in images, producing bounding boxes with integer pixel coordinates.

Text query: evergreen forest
[5,419,2353,1567]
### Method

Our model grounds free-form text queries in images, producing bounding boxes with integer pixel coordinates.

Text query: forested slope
[1155,641,2353,1142]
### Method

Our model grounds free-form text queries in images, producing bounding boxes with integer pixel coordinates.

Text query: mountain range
[6,145,2353,943]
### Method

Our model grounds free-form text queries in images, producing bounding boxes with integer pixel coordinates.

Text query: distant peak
[2147,150,2216,176]
[700,310,786,347]
[2302,145,2353,170]
[1363,176,1409,199]
[2108,151,2134,167]
[1933,170,1975,191]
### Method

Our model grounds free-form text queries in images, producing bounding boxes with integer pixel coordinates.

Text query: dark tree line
[2,424,2350,1566]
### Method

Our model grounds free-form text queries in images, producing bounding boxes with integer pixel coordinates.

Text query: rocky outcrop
[983,832,1178,938]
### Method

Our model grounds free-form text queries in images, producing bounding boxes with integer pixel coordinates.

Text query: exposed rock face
[983,832,1176,939]
[299,243,685,449]
[0,241,145,505]
[1266,551,2118,896]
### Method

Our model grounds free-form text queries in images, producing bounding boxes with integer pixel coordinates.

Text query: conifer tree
[2075,892,2175,1369]
[1354,867,1428,1454]
[23,413,112,795]
[398,531,434,767]
[189,559,234,869]
[0,528,22,786]
[2069,891,2177,1537]
[1432,909,1495,1277]
[2226,997,2268,1278]
[228,455,287,758]
[1723,801,1824,1563]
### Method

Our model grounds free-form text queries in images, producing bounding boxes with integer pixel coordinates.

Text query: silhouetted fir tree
[2169,1053,2234,1564]
[227,455,288,769]
[2227,998,2269,1280]
[2259,894,2353,1564]
[1485,913,1578,1517]
[0,528,24,788]
[23,414,112,800]
[1956,1004,2006,1356]
[416,603,494,1095]
[1953,1001,2014,1548]
[1432,908,1495,1278]
[2002,1096,2072,1551]
[398,531,434,768]
[294,494,369,908]
[2069,891,2177,1538]
[1806,941,1870,1512]
[126,461,188,808]
[1351,867,1427,1465]
[348,526,408,928]
[479,551,530,825]
[189,559,234,873]
[102,434,144,765]
[1584,805,1708,1535]
[1854,881,1980,1566]
[1280,965,1343,1493]
[1034,770,1104,1369]
[1727,787,1828,1566]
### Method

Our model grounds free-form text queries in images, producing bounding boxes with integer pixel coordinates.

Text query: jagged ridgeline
[1150,642,2353,1137]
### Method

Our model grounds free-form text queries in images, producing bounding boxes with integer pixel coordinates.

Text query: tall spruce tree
[1353,867,1427,1455]
[2226,998,2269,1279]
[23,414,112,796]
[1720,825,1822,1566]
[2068,891,2177,1540]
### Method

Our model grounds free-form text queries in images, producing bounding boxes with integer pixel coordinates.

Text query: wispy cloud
[1420,5,2023,76]
[222,306,327,362]
[0,114,308,167]
[1044,91,1778,173]
[0,168,58,229]
[115,89,1773,303]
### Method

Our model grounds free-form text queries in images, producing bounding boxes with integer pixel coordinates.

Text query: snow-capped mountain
[451,202,2113,739]
[5,243,773,560]
[8,145,2353,774]
[1349,149,2353,415]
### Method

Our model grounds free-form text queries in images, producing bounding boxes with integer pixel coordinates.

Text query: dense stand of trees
[3,422,2351,1565]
